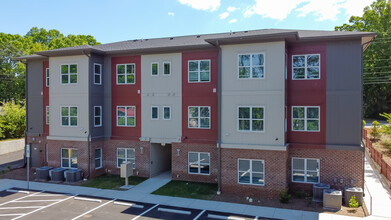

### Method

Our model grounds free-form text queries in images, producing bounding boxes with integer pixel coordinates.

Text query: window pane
[252,160,264,172]
[307,55,319,67]
[127,74,135,84]
[118,149,125,158]
[189,153,198,163]
[70,107,77,116]
[307,108,319,118]
[130,159,135,169]
[70,74,77,83]
[189,107,198,117]
[117,75,125,84]
[293,68,305,79]
[293,170,305,182]
[252,173,264,185]
[152,107,158,119]
[307,159,319,171]
[71,149,77,159]
[189,165,198,173]
[117,158,124,167]
[307,67,320,79]
[293,119,305,130]
[70,117,77,126]
[252,120,264,131]
[239,120,250,130]
[200,153,210,164]
[252,67,264,78]
[239,171,250,183]
[200,71,210,81]
[95,117,101,126]
[252,54,264,66]
[164,107,170,119]
[127,117,135,126]
[200,107,210,117]
[62,75,68,84]
[252,107,263,119]
[189,61,198,71]
[189,118,198,128]
[95,159,101,168]
[152,63,158,75]
[200,118,210,128]
[62,149,69,158]
[95,107,101,116]
[307,171,319,183]
[189,71,198,82]
[200,61,210,71]
[117,117,125,125]
[239,55,250,67]
[164,63,170,75]
[238,107,250,119]
[127,149,135,159]
[293,107,304,118]
[239,67,250,78]
[61,107,69,116]
[95,64,101,74]
[307,120,319,131]
[126,64,134,74]
[200,164,209,174]
[61,65,69,74]
[95,149,101,159]
[117,107,125,116]
[127,107,135,117]
[62,117,69,126]
[293,158,304,170]
[95,75,100,84]
[117,65,125,74]
[70,65,77,73]
[62,159,69,168]
[293,56,305,67]
[238,159,250,172]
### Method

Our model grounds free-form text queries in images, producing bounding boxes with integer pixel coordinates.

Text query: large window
[292,158,320,183]
[46,106,49,125]
[95,148,102,169]
[151,106,159,120]
[61,106,78,126]
[151,63,158,76]
[46,68,49,87]
[94,63,102,85]
[188,152,210,175]
[238,107,264,132]
[117,106,135,127]
[292,106,320,131]
[292,54,320,79]
[188,106,210,129]
[94,106,102,127]
[163,106,171,120]
[117,64,135,84]
[61,64,77,84]
[163,62,171,75]
[117,148,135,168]
[61,148,78,168]
[238,159,264,185]
[238,53,265,79]
[188,60,210,82]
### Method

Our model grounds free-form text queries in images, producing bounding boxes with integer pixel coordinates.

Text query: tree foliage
[0,101,26,139]
[0,27,100,102]
[335,0,391,119]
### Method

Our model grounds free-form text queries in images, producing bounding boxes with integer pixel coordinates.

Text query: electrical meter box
[120,162,133,178]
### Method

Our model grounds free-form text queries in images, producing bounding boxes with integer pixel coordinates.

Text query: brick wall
[220,148,289,198]
[171,143,218,183]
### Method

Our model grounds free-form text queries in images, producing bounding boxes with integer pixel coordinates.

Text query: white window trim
[291,106,320,132]
[60,106,78,127]
[94,63,102,85]
[237,158,265,186]
[94,106,102,127]
[61,148,78,169]
[237,52,266,79]
[163,106,171,120]
[116,106,136,127]
[163,61,171,76]
[151,62,159,76]
[188,106,211,129]
[116,148,135,169]
[292,54,321,80]
[95,148,102,169]
[151,106,159,120]
[237,106,265,132]
[46,106,49,125]
[116,63,136,85]
[291,157,320,184]
[187,59,211,83]
[188,152,210,175]
[60,64,78,85]
[46,68,49,87]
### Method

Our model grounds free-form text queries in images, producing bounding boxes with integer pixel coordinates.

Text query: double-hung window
[61,148,78,168]
[61,106,78,126]
[46,106,50,125]
[95,148,102,169]
[238,53,265,79]
[117,106,135,127]
[238,159,264,185]
[188,60,210,82]
[292,106,320,131]
[117,64,135,84]
[188,152,210,174]
[151,63,158,76]
[94,63,102,85]
[238,107,264,131]
[151,106,159,120]
[94,106,102,127]
[292,54,320,79]
[163,62,171,75]
[61,64,77,84]
[188,106,210,129]
[117,148,135,168]
[46,68,49,87]
[163,106,171,120]
[292,158,320,183]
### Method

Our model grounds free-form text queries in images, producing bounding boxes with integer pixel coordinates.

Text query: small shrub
[370,121,382,140]
[363,120,366,128]
[349,195,359,208]
[380,113,391,134]
[279,189,291,203]
[7,165,11,171]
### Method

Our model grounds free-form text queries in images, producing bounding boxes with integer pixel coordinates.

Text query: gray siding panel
[27,60,44,135]
[326,40,362,148]
[103,55,112,138]
[89,53,105,138]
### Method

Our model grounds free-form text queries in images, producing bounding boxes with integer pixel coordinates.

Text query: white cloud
[243,0,373,21]
[229,19,237,24]
[227,6,239,12]
[168,12,175,16]
[178,0,220,11]
[220,12,229,19]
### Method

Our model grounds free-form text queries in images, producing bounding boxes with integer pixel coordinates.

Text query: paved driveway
[0,150,24,172]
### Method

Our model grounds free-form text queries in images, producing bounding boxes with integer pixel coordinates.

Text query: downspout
[24,61,29,167]
[216,40,222,195]
[83,50,92,179]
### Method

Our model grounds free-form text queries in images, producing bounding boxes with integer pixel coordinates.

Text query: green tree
[0,101,26,139]
[335,0,391,119]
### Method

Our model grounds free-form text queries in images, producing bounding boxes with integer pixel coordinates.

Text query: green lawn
[152,180,217,200]
[81,174,146,190]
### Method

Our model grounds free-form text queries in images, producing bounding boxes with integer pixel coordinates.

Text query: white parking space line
[28,194,70,197]
[132,204,159,220]
[0,191,42,207]
[71,199,116,220]
[6,190,29,194]
[207,214,245,220]
[12,199,62,203]
[0,213,25,217]
[74,197,102,203]
[12,194,77,220]
[193,210,206,220]
[113,201,144,209]
[0,206,44,210]
[158,207,191,215]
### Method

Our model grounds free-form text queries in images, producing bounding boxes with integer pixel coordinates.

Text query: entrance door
[31,144,40,168]
[150,143,172,177]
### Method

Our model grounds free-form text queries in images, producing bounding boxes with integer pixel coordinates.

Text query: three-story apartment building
[17,29,376,198]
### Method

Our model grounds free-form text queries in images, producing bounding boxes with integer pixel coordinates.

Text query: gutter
[24,62,29,167]
[84,50,92,179]
[214,40,222,195]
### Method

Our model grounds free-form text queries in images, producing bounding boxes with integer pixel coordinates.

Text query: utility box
[323,189,342,210]
[120,162,133,178]
[344,187,363,206]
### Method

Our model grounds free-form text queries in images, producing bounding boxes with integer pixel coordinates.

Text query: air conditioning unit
[49,168,67,182]
[313,183,330,202]
[35,166,52,181]
[344,187,363,206]
[64,169,82,183]
[323,189,342,210]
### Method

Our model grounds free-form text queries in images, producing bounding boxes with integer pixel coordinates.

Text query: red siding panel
[43,61,49,135]
[111,56,141,140]
[287,44,326,147]
[182,50,218,143]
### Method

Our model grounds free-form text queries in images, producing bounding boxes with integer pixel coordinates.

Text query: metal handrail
[364,181,372,216]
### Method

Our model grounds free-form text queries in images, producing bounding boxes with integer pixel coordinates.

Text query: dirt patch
[369,131,391,166]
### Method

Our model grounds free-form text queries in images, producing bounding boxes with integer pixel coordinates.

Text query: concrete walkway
[363,153,391,218]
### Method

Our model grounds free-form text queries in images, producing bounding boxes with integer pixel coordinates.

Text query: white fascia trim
[221,143,287,151]
[47,136,89,141]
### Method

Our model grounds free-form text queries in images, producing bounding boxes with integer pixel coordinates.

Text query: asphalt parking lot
[0,189,278,220]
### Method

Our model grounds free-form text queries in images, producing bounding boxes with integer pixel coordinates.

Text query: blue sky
[0,0,373,44]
